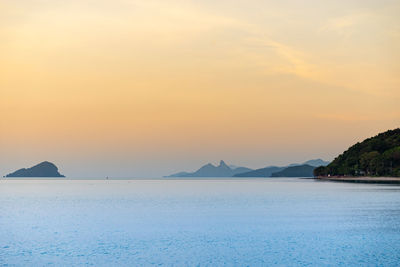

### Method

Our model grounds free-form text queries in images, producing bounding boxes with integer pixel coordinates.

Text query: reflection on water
[1,178,400,266]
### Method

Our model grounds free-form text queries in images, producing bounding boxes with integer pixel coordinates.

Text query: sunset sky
[1,0,399,177]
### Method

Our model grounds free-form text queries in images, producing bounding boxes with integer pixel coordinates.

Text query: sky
[1,0,399,177]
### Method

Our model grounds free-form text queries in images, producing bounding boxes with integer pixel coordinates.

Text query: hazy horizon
[3,157,332,178]
[1,0,399,177]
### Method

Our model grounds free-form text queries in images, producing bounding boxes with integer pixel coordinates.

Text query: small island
[314,128,400,183]
[4,161,65,178]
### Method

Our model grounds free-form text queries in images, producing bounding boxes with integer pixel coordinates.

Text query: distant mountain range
[234,159,329,178]
[233,166,285,177]
[303,159,330,167]
[270,164,315,177]
[166,160,253,177]
[166,159,329,178]
[4,161,65,178]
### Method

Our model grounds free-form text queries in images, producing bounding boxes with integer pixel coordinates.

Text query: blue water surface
[0,178,400,266]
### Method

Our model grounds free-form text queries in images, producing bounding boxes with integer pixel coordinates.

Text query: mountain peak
[165,160,253,177]
[303,159,330,167]
[219,160,228,167]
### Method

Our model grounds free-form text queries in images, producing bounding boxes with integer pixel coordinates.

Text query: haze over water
[1,178,400,266]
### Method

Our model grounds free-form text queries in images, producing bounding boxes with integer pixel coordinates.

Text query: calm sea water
[1,178,400,266]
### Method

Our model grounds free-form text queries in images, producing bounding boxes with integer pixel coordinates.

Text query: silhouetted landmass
[234,159,329,177]
[303,159,330,167]
[314,128,400,177]
[233,166,285,177]
[270,164,315,177]
[5,161,65,178]
[167,171,192,177]
[166,160,253,177]
[168,159,329,178]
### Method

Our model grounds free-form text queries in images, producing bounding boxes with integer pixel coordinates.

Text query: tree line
[314,129,400,177]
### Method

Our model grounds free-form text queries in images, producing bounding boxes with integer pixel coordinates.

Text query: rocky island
[4,161,65,178]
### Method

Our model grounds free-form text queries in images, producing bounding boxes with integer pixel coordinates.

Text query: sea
[1,178,400,266]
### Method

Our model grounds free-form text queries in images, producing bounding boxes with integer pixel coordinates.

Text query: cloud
[261,40,320,80]
[320,13,370,34]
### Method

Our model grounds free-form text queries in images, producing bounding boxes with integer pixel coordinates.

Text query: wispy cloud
[319,12,373,35]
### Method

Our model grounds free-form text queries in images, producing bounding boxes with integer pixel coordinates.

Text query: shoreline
[315,176,400,184]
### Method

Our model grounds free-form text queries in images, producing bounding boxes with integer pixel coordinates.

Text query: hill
[233,166,285,177]
[5,161,65,178]
[303,159,330,167]
[234,159,328,177]
[166,160,253,177]
[314,128,400,177]
[270,164,315,177]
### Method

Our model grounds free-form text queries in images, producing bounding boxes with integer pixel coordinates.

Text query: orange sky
[1,0,399,177]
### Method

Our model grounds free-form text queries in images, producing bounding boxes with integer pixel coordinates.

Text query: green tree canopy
[314,129,400,177]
